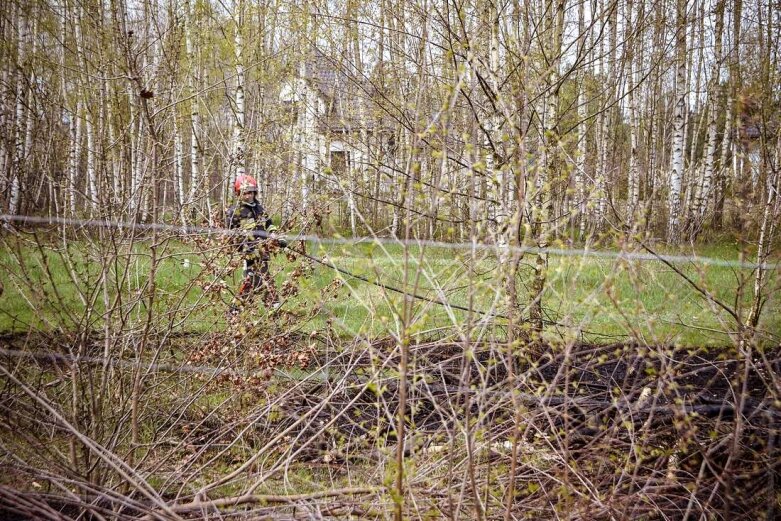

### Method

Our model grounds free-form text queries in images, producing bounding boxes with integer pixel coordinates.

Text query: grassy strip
[1,235,778,346]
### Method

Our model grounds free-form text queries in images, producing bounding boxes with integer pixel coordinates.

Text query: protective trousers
[234,258,278,309]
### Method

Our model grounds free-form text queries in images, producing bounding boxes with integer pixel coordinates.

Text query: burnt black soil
[262,340,780,517]
[278,341,779,447]
[1,332,779,519]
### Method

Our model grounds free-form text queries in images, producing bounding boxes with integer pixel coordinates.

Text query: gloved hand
[273,234,288,248]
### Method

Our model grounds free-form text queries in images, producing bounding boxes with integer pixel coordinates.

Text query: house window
[331,151,349,176]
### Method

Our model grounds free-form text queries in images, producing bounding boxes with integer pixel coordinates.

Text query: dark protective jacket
[227,200,273,261]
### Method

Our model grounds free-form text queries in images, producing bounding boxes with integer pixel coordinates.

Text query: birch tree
[184,0,202,218]
[668,0,688,242]
[0,0,776,246]
[9,4,27,216]
[692,0,726,238]
[593,0,611,228]
[714,0,742,230]
[626,0,641,225]
[575,0,590,238]
[230,0,247,192]
[529,0,565,333]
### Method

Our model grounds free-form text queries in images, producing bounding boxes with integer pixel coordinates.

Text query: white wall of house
[283,65,376,225]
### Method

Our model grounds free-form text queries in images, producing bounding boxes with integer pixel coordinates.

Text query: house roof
[301,48,342,99]
[300,48,381,133]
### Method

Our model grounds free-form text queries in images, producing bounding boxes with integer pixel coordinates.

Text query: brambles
[128,337,781,516]
[0,222,778,519]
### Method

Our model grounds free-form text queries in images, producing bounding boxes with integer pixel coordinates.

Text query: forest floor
[1,233,779,518]
[1,327,779,519]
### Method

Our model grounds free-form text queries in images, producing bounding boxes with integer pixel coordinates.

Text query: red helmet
[234,175,258,196]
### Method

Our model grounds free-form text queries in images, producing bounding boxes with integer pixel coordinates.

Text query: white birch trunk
[301,79,321,212]
[698,0,725,226]
[486,1,505,245]
[9,7,27,216]
[139,7,156,223]
[747,140,780,329]
[531,0,565,332]
[595,119,607,226]
[188,105,201,204]
[174,113,186,223]
[185,0,201,207]
[714,0,741,227]
[129,98,138,214]
[10,75,24,216]
[107,95,121,205]
[129,85,144,217]
[0,14,9,205]
[594,0,608,226]
[628,94,640,215]
[348,166,357,236]
[686,0,703,172]
[139,139,150,223]
[21,85,34,210]
[668,0,688,242]
[100,0,120,208]
[18,13,38,215]
[626,0,640,223]
[683,42,710,230]
[576,0,588,238]
[715,94,733,220]
[69,101,83,215]
[0,153,6,214]
[232,1,247,189]
[97,60,109,208]
[86,109,97,212]
[60,0,76,215]
[721,102,733,179]
[644,0,665,226]
[75,8,98,213]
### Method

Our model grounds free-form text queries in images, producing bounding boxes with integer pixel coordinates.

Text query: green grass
[304,241,780,346]
[1,234,778,346]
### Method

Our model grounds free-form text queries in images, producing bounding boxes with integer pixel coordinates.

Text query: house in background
[278,48,483,238]
[279,48,389,229]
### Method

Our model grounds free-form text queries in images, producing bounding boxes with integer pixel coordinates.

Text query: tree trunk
[594,0,610,228]
[626,0,641,225]
[668,0,688,243]
[9,5,29,216]
[174,111,186,224]
[530,0,564,334]
[232,0,246,189]
[185,0,202,213]
[714,0,741,229]
[746,149,779,330]
[573,0,588,238]
[693,0,725,238]
[86,108,97,213]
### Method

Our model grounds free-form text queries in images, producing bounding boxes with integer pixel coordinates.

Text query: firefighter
[227,174,280,314]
